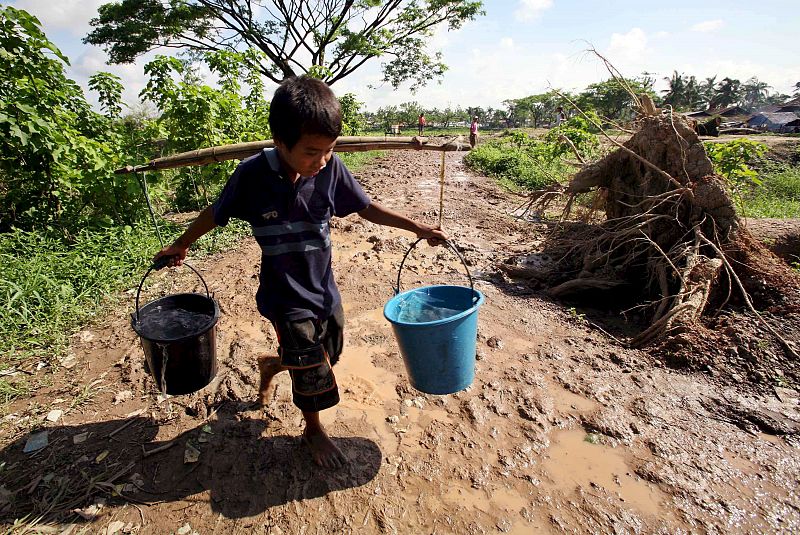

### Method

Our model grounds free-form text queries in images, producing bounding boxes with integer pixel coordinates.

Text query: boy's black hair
[269,76,342,149]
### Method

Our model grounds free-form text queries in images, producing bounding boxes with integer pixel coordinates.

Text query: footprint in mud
[342,376,384,407]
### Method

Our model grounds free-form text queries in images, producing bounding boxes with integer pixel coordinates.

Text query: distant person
[418,113,426,136]
[469,116,479,148]
[555,106,567,127]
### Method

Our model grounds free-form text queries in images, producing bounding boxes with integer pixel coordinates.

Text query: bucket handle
[395,239,476,300]
[134,256,210,323]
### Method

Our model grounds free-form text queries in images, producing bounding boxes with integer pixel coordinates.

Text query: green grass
[464,138,573,191]
[740,164,800,218]
[338,150,386,171]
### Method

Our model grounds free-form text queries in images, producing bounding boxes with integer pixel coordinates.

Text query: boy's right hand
[153,242,189,268]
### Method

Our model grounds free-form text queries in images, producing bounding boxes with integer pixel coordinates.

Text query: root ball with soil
[510,111,800,378]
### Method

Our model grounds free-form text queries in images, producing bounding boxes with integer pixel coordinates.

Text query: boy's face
[275,134,337,178]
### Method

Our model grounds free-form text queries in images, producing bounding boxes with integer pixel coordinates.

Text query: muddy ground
[1,149,799,534]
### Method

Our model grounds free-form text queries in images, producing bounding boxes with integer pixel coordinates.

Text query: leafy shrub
[465,138,571,190]
[545,124,600,160]
[705,139,768,190]
[0,7,140,231]
[339,93,366,136]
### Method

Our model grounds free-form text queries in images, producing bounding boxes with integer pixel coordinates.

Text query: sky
[9,0,800,112]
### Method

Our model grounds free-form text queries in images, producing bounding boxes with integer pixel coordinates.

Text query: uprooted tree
[507,100,800,367]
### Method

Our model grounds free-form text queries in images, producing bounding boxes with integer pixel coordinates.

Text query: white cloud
[514,0,554,22]
[500,37,514,49]
[14,0,106,36]
[606,28,649,65]
[690,19,724,33]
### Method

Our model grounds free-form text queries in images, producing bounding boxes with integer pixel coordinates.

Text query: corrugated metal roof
[747,112,799,125]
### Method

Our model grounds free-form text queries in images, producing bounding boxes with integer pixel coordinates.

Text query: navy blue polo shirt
[212,148,371,322]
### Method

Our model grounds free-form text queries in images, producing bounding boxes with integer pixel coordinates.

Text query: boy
[154,76,447,469]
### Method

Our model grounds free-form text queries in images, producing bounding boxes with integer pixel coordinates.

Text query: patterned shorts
[272,305,344,412]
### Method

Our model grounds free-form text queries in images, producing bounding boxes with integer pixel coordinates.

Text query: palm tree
[711,77,741,109]
[662,70,687,109]
[700,76,717,108]
[684,76,702,110]
[741,77,772,111]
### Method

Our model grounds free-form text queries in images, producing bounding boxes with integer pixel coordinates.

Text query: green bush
[705,140,800,218]
[465,138,571,190]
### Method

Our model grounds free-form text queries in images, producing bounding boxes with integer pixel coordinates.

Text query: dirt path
[2,151,799,533]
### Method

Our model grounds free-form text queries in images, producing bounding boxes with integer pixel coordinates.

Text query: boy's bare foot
[302,425,347,469]
[257,355,285,406]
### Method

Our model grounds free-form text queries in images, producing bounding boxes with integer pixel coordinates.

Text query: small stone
[496,519,513,533]
[487,337,503,349]
[106,520,125,535]
[46,409,63,423]
[23,431,49,453]
[184,443,201,464]
[59,355,77,369]
[73,432,89,445]
[731,373,743,383]
[775,387,798,404]
[476,351,486,361]
[176,524,192,535]
[386,415,400,424]
[113,390,133,404]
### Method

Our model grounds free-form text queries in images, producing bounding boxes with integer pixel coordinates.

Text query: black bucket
[131,261,219,395]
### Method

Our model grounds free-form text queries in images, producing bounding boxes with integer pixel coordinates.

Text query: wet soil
[2,150,799,534]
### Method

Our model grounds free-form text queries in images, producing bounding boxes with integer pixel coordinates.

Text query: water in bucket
[132,261,220,396]
[396,291,464,323]
[135,305,215,340]
[385,285,484,395]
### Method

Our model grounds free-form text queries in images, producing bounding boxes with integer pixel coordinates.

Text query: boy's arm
[153,205,218,267]
[358,202,448,244]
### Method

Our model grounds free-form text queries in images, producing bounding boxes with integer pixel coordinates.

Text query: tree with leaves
[710,77,741,109]
[700,76,717,108]
[740,77,772,111]
[662,71,702,111]
[0,6,138,231]
[662,70,687,109]
[85,0,484,90]
[576,77,657,122]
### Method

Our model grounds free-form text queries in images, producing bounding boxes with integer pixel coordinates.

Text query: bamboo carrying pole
[115,136,467,174]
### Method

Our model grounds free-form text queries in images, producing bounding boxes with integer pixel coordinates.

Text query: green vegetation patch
[743,164,800,218]
[705,140,800,218]
[465,124,598,191]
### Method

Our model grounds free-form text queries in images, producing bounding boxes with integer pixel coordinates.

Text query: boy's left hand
[416,224,449,246]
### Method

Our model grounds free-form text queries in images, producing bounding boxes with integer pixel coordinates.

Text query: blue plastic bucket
[383,239,485,394]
